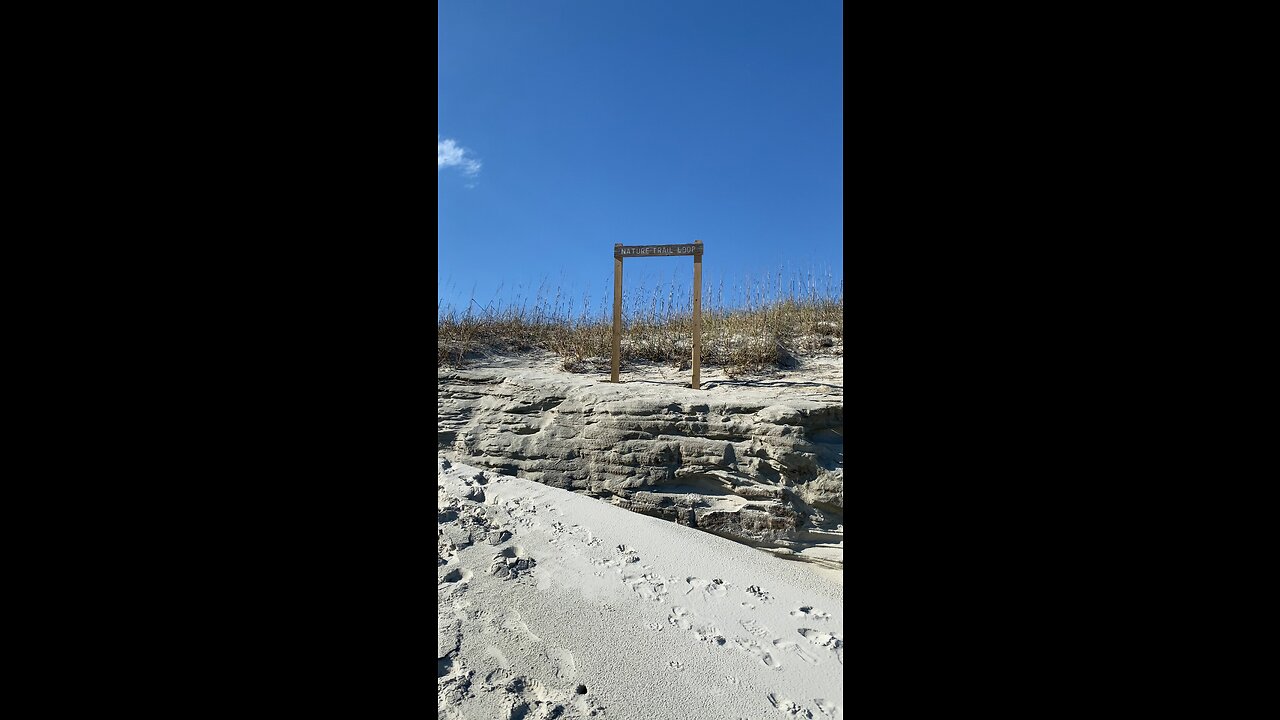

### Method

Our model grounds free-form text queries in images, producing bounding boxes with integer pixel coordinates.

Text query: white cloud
[438,136,482,177]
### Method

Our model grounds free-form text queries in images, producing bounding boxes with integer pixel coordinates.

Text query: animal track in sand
[789,606,831,621]
[668,660,685,671]
[745,585,772,602]
[767,692,814,719]
[646,622,664,631]
[732,637,781,670]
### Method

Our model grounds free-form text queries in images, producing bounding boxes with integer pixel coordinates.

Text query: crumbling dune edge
[439,354,844,571]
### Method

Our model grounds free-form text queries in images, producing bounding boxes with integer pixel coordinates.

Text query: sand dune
[439,352,844,575]
[439,456,843,719]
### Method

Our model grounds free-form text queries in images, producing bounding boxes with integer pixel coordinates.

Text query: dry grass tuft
[439,270,842,373]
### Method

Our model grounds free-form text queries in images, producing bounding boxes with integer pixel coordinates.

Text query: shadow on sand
[701,380,843,391]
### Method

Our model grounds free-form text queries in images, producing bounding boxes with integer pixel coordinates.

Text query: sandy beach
[439,457,844,719]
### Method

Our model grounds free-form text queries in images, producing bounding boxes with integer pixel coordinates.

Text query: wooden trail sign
[612,240,704,389]
[617,244,701,257]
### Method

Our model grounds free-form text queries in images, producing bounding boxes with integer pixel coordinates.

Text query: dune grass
[439,269,842,374]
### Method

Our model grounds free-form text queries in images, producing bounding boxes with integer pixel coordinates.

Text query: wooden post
[612,245,622,383]
[610,241,703,388]
[692,240,703,390]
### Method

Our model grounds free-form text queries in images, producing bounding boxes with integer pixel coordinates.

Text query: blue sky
[439,0,843,319]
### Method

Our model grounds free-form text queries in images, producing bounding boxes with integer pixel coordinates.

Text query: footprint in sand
[667,605,693,631]
[553,523,593,552]
[548,521,573,545]
[813,697,841,717]
[547,647,577,681]
[598,547,640,575]
[438,531,457,566]
[646,622,664,632]
[441,568,473,585]
[789,606,831,621]
[485,528,513,546]
[797,628,843,651]
[438,618,462,665]
[740,618,772,638]
[501,676,558,720]
[485,645,510,670]
[481,666,511,689]
[503,498,539,528]
[500,610,542,643]
[490,546,537,580]
[689,615,721,640]
[623,572,668,602]
[684,576,729,601]
[732,637,781,670]
[511,695,539,719]
[767,693,814,719]
[772,638,819,665]
[437,661,474,709]
[798,628,844,665]
[667,605,722,643]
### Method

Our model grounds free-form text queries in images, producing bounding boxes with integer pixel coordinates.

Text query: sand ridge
[439,457,843,720]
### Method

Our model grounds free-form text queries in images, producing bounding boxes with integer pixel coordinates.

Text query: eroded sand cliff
[439,353,843,571]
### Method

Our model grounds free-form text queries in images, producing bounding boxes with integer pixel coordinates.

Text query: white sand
[439,457,844,720]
